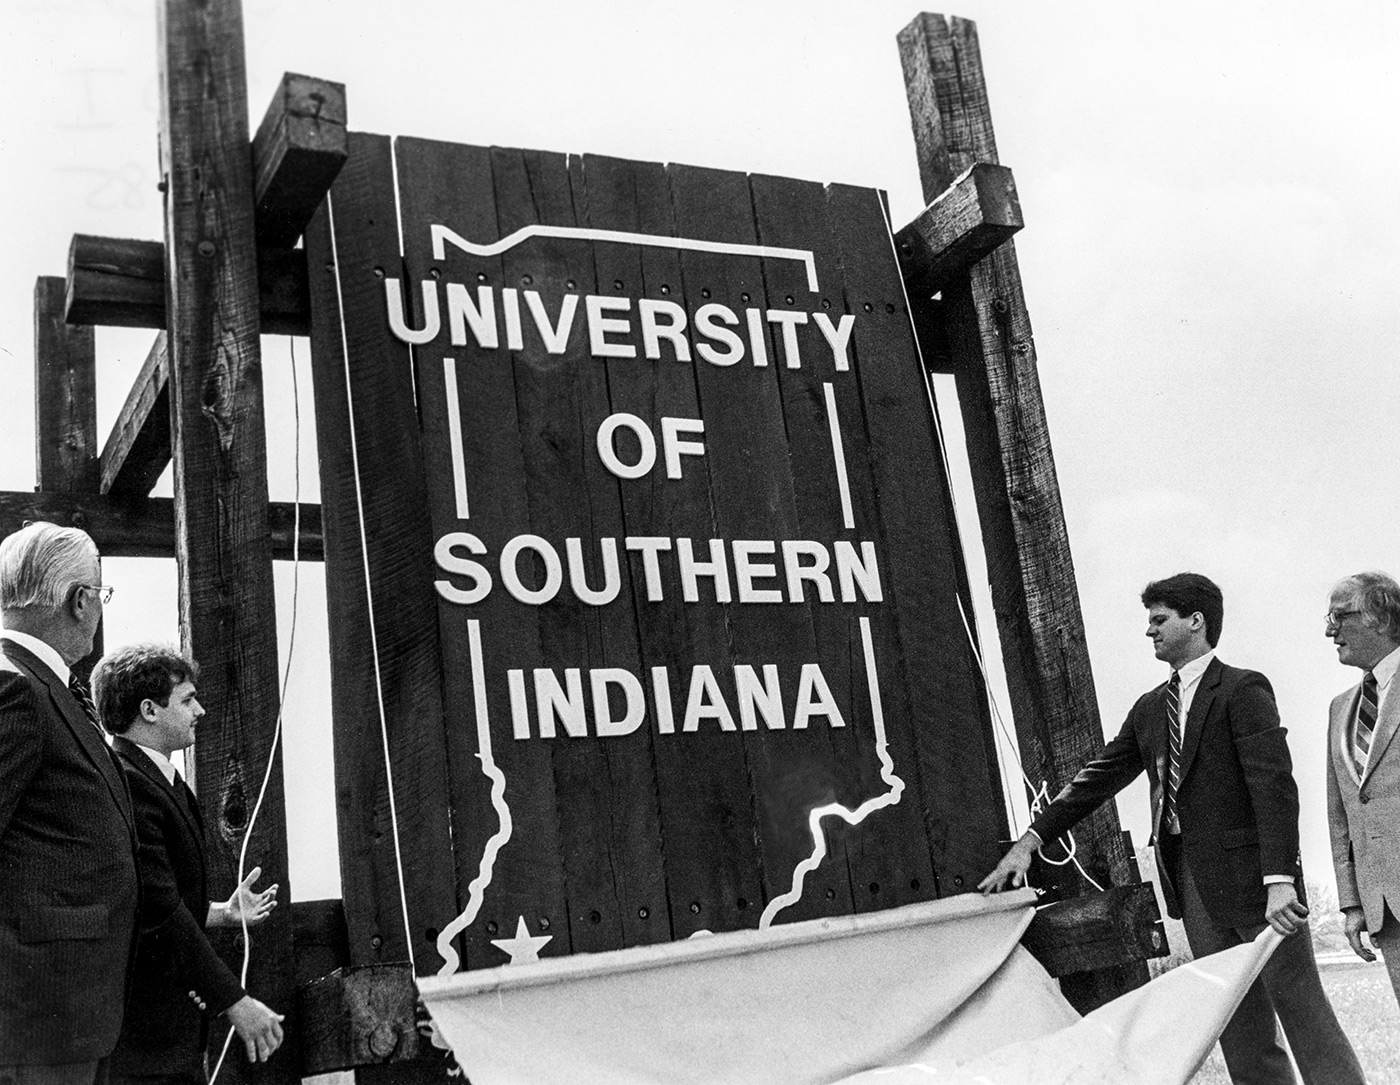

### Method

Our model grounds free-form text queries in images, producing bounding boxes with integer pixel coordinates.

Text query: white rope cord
[955,596,1104,894]
[326,191,418,970]
[209,337,305,1082]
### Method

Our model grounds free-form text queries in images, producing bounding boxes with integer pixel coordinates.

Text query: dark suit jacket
[111,735,246,1075]
[0,640,141,1064]
[1031,657,1301,928]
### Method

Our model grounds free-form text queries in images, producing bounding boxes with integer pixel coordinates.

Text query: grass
[1188,964,1399,1084]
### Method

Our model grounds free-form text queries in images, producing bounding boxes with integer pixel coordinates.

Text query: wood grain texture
[100,331,170,498]
[66,233,309,335]
[34,276,98,494]
[298,964,419,1073]
[748,174,941,915]
[898,11,1149,1006]
[157,2,295,1076]
[252,72,347,249]
[302,132,460,983]
[393,136,574,971]
[895,162,1022,295]
[574,153,767,940]
[0,491,321,559]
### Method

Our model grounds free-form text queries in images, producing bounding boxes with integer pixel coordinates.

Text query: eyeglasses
[78,584,115,604]
[1325,608,1360,629]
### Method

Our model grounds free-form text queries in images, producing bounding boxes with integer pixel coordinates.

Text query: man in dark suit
[92,644,284,1082]
[0,521,139,1083]
[980,572,1362,1085]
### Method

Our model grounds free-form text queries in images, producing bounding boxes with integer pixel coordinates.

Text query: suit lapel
[113,735,203,842]
[1177,657,1220,784]
[1363,677,1400,786]
[2,642,137,837]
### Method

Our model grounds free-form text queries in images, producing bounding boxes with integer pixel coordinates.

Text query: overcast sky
[1,0,1396,909]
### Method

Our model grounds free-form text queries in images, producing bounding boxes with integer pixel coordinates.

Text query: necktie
[67,674,105,734]
[1354,671,1378,775]
[1163,671,1182,833]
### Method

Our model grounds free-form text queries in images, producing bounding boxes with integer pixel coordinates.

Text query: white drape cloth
[416,889,1281,1085]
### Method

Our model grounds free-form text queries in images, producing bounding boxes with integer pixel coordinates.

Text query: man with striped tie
[1326,571,1400,1007]
[980,572,1362,1084]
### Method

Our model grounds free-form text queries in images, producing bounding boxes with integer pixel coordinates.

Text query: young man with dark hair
[980,572,1362,1085]
[1325,570,1400,1008]
[93,643,284,1081]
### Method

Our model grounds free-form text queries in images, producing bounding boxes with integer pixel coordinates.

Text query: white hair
[0,521,99,610]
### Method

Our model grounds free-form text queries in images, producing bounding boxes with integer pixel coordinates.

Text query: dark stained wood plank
[666,162,854,925]
[748,175,939,915]
[34,276,98,494]
[157,3,296,1076]
[895,162,1022,295]
[823,180,1009,894]
[393,135,573,969]
[66,235,164,329]
[898,12,1147,1007]
[1022,884,1166,984]
[574,153,767,940]
[299,964,420,1073]
[100,332,170,498]
[0,491,322,560]
[302,132,460,983]
[252,73,348,249]
[480,145,669,955]
[66,233,310,335]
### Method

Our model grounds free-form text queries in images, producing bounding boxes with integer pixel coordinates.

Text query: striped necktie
[1163,671,1183,833]
[1354,671,1378,775]
[67,674,105,735]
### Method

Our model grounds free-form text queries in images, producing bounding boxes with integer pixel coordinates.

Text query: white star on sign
[490,916,552,964]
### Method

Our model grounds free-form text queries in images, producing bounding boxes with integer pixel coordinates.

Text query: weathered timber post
[897,13,1151,1008]
[33,276,103,682]
[158,0,297,1077]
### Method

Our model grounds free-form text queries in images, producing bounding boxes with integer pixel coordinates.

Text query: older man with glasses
[1326,571,1400,1008]
[0,521,140,1084]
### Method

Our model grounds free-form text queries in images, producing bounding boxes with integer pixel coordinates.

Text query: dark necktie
[67,673,104,734]
[1162,671,1182,832]
[1354,671,1378,775]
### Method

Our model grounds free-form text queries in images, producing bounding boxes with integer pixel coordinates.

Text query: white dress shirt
[0,629,70,685]
[135,743,179,786]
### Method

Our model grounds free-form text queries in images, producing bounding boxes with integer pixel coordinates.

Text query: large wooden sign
[304,134,1008,977]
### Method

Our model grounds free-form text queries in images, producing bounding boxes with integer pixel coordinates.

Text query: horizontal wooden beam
[1021,883,1166,978]
[299,963,420,1074]
[894,162,1022,296]
[101,332,170,498]
[0,490,323,561]
[253,73,349,248]
[66,235,310,336]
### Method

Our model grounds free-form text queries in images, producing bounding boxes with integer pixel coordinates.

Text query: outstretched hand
[977,833,1039,894]
[209,866,278,929]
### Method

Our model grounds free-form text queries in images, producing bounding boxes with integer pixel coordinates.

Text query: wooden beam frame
[101,332,170,497]
[0,491,322,560]
[159,3,297,1076]
[898,12,1157,1012]
[253,73,348,248]
[67,234,311,336]
[895,162,1022,296]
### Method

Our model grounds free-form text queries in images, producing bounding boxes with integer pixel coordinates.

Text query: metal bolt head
[197,240,216,258]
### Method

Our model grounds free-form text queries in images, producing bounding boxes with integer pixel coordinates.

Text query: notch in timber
[64,72,346,333]
[895,162,1022,296]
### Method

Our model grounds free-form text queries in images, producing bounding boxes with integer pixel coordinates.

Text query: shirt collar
[1371,643,1400,691]
[0,629,70,685]
[1175,649,1216,688]
[135,743,178,786]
